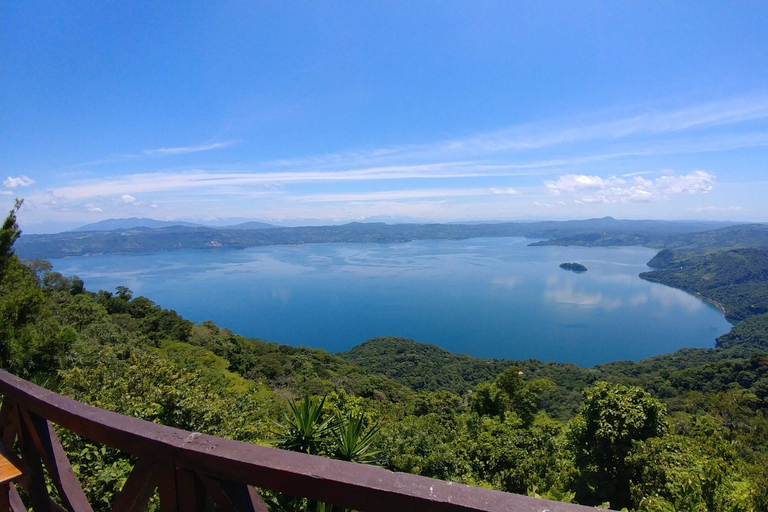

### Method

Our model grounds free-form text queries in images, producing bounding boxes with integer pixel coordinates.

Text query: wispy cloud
[294,187,520,203]
[621,170,657,177]
[264,97,768,169]
[142,141,237,156]
[71,140,237,167]
[46,163,495,200]
[689,205,745,213]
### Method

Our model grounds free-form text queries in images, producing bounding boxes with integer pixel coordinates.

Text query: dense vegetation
[642,248,768,320]
[530,223,768,251]
[3,203,768,510]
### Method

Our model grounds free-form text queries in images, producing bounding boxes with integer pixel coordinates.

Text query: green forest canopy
[2,204,768,510]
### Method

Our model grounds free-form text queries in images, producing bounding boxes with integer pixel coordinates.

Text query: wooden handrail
[0,368,593,511]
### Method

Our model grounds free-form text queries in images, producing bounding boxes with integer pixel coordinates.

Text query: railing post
[110,458,158,511]
[15,406,53,512]
[157,460,179,512]
[176,469,207,511]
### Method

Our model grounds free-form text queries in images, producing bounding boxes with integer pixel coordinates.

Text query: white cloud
[84,203,103,213]
[4,175,35,188]
[653,171,715,195]
[545,170,714,204]
[122,194,139,205]
[150,203,159,208]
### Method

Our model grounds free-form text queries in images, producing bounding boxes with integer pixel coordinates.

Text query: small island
[560,262,587,273]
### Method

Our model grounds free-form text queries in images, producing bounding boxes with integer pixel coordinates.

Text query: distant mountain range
[70,217,278,232]
[221,221,279,230]
[14,217,766,260]
[70,218,204,231]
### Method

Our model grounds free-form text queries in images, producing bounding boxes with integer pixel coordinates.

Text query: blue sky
[2,2,768,232]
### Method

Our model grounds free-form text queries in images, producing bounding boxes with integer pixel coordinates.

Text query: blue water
[49,238,732,366]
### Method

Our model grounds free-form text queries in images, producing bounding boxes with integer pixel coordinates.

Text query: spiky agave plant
[273,396,335,455]
[331,413,381,464]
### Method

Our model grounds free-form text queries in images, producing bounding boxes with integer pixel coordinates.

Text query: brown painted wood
[198,475,238,512]
[19,411,92,512]
[15,409,52,512]
[175,469,205,512]
[46,499,68,512]
[110,458,157,512]
[0,401,17,449]
[0,400,14,427]
[43,421,92,512]
[0,483,10,512]
[157,461,178,512]
[217,481,269,512]
[0,369,595,512]
[8,484,27,512]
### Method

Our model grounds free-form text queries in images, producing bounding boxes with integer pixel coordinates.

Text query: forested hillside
[641,248,768,320]
[3,202,768,510]
[530,223,768,250]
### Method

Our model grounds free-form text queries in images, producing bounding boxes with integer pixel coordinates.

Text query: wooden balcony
[0,368,593,511]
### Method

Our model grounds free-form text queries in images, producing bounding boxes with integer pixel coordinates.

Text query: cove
[49,237,733,366]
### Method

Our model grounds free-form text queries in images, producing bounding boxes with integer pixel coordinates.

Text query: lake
[49,237,732,366]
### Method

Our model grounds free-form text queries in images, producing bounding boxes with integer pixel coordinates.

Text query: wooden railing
[0,369,594,512]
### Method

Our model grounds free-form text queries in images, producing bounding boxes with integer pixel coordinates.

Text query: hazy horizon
[16,213,759,236]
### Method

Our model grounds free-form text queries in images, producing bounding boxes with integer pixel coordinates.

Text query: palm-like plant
[273,396,335,455]
[331,413,381,464]
[269,398,382,511]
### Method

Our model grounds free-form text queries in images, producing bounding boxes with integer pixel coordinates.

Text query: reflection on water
[49,237,732,366]
[491,277,521,288]
[543,278,622,310]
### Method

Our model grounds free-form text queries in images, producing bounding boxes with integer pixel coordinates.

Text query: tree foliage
[3,204,768,510]
[569,381,668,509]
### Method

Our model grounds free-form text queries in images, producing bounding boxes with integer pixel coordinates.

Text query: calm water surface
[49,238,732,366]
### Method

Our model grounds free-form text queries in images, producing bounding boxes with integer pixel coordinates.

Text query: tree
[0,199,23,283]
[472,366,555,426]
[569,381,668,509]
[115,286,133,301]
[470,382,507,417]
[495,365,524,398]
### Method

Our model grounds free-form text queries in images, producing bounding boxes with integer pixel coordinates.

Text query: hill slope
[641,248,768,320]
[71,217,202,231]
